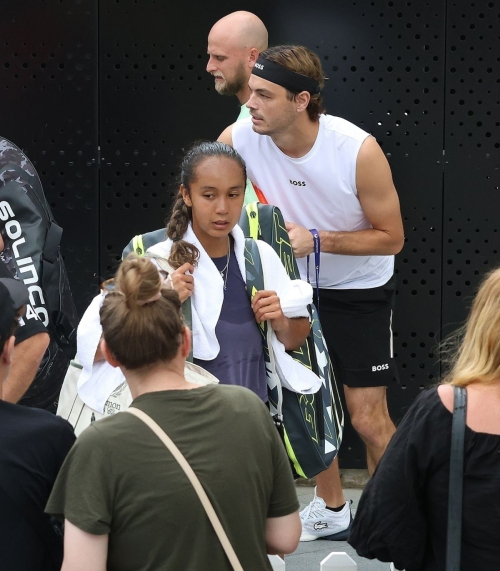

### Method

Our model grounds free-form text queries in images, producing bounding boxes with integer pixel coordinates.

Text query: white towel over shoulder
[149,224,321,394]
[76,293,125,413]
[75,290,219,413]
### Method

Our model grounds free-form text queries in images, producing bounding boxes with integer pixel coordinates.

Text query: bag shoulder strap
[446,385,467,571]
[143,253,193,363]
[243,238,270,357]
[42,222,78,352]
[123,228,167,259]
[123,407,244,571]
[243,237,264,297]
[244,202,260,240]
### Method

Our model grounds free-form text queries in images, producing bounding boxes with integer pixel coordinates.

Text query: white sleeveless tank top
[232,114,394,289]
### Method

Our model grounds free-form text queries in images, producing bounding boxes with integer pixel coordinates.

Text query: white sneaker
[299,488,353,542]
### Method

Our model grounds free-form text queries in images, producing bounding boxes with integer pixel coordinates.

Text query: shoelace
[301,497,352,523]
[300,495,324,521]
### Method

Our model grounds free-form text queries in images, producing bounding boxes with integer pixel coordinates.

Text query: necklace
[220,237,231,290]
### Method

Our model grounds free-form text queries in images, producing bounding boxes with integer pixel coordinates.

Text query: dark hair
[100,254,184,370]
[165,141,246,269]
[259,45,326,121]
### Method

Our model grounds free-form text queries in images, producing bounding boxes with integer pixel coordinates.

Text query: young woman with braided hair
[47,254,301,571]
[70,141,315,414]
[149,141,315,401]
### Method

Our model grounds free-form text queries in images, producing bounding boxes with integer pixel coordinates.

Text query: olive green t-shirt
[47,384,299,571]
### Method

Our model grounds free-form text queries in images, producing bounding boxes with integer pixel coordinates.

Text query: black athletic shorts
[315,276,399,388]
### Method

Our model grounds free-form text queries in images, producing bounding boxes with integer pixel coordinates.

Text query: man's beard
[214,64,247,96]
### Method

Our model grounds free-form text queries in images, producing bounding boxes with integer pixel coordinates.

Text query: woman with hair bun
[47,254,301,571]
[349,267,500,570]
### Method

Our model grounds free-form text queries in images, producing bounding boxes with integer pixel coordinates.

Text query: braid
[166,192,190,242]
[165,189,199,269]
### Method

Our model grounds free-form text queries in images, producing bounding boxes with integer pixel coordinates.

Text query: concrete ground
[283,485,390,571]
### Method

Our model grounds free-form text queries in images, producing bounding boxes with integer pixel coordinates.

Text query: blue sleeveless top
[194,243,268,402]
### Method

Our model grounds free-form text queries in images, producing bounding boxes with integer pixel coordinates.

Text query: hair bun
[100,254,184,370]
[118,254,163,309]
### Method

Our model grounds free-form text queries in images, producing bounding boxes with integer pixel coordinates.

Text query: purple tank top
[194,243,268,402]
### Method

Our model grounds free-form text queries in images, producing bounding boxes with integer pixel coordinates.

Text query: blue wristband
[306,229,321,309]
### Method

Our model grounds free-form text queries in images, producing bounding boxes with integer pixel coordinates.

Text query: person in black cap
[0,275,75,570]
[219,44,404,542]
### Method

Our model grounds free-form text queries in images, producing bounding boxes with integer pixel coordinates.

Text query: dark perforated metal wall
[442,1,500,335]
[2,0,499,467]
[98,0,447,467]
[0,1,99,315]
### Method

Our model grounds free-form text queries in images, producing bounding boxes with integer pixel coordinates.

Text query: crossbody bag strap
[446,385,467,571]
[123,407,244,571]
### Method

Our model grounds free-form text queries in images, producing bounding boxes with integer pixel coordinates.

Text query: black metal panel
[269,0,447,467]
[0,0,460,467]
[0,0,99,315]
[99,1,446,467]
[98,0,257,276]
[442,0,500,335]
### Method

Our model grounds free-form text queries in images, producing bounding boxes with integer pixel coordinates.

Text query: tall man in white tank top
[219,45,405,542]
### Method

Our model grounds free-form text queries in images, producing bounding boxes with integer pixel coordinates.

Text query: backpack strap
[245,202,260,240]
[42,222,62,293]
[132,234,146,256]
[122,228,167,259]
[238,202,261,240]
[41,222,77,354]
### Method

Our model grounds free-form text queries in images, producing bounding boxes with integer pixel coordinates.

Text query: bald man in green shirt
[207,11,268,204]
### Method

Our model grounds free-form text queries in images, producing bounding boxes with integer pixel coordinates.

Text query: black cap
[0,277,29,339]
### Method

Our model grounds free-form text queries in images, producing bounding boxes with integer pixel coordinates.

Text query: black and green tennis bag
[240,202,344,479]
[0,137,78,411]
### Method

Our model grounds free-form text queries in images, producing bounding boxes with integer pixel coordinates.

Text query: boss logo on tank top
[254,62,264,70]
[289,179,306,186]
[372,364,389,372]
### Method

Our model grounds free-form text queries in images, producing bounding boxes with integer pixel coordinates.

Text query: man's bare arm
[3,332,50,403]
[273,316,310,351]
[287,137,405,258]
[218,124,234,146]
